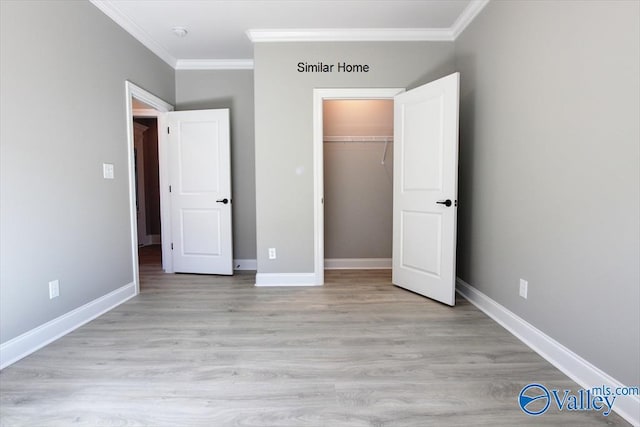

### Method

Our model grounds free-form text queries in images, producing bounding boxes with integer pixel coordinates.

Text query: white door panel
[178,121,220,193]
[168,109,233,275]
[393,73,459,306]
[181,209,221,255]
[401,211,442,276]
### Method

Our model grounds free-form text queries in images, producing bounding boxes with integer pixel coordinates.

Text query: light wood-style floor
[0,246,629,426]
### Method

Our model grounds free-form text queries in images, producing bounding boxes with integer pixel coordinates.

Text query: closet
[323,99,394,267]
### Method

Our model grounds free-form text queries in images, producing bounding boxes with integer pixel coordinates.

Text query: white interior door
[392,73,459,306]
[167,109,233,275]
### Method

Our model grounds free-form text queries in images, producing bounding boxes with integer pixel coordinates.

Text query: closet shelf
[323,135,393,143]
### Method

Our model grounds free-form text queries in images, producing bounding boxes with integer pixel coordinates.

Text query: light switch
[103,163,114,179]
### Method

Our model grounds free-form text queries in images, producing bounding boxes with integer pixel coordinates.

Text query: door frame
[312,88,405,285]
[125,81,174,294]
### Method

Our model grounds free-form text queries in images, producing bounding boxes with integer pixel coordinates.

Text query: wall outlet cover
[49,280,60,299]
[519,279,528,299]
[103,163,115,179]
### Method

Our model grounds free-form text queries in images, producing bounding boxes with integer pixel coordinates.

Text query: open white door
[167,109,233,275]
[392,73,459,306]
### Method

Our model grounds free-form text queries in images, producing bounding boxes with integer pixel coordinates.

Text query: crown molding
[452,0,490,39]
[246,0,491,44]
[175,59,255,70]
[247,28,454,42]
[89,0,177,68]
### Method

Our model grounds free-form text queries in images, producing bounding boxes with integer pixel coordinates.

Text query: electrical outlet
[49,280,60,299]
[102,163,114,179]
[519,279,528,299]
[268,248,277,260]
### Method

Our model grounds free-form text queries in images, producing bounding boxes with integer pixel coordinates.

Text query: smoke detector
[171,27,188,38]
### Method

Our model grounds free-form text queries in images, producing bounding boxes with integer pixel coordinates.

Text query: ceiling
[90,0,488,70]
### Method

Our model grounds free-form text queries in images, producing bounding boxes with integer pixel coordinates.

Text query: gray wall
[175,70,256,260]
[0,0,175,343]
[455,0,639,386]
[254,42,455,273]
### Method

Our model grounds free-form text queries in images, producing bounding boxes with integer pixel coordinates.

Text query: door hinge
[171,243,173,250]
[167,126,170,134]
[169,185,172,193]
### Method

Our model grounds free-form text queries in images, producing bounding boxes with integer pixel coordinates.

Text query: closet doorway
[314,75,459,305]
[323,99,394,270]
[132,115,161,248]
[312,88,404,285]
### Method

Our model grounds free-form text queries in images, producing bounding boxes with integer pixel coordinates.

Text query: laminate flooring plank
[0,246,630,426]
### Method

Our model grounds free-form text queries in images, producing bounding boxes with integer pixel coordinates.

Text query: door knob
[216,198,229,204]
[436,199,452,207]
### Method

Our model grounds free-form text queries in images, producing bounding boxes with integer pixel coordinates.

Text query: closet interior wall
[323,99,394,264]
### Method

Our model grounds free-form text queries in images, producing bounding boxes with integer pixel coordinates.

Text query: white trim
[175,59,254,70]
[451,0,491,39]
[234,259,257,270]
[138,234,161,247]
[313,88,405,287]
[247,1,491,44]
[89,1,177,68]
[455,278,640,426]
[126,82,174,113]
[325,258,392,269]
[313,90,325,287]
[255,273,320,287]
[0,282,136,370]
[247,28,454,43]
[125,81,175,284]
[132,108,160,118]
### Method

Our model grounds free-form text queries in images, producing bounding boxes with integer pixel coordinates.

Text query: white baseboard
[234,259,257,270]
[324,258,392,269]
[255,273,320,287]
[138,235,160,246]
[0,282,136,370]
[456,278,640,426]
